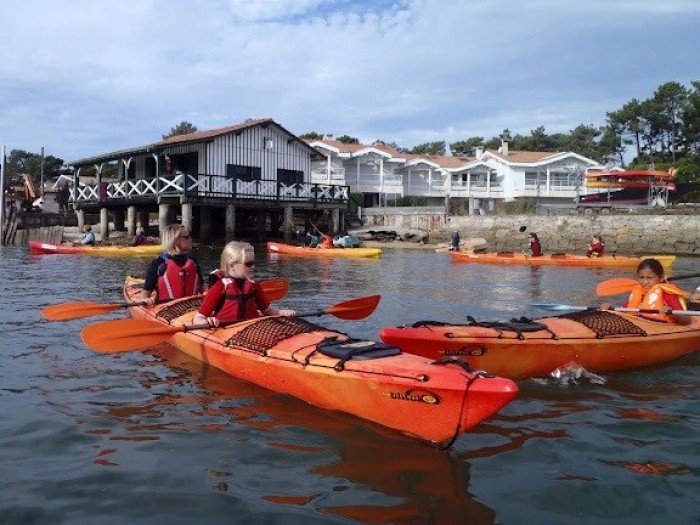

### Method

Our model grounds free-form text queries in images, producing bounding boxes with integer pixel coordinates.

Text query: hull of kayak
[380,311,700,379]
[447,251,676,270]
[29,240,161,257]
[122,277,517,444]
[267,242,381,259]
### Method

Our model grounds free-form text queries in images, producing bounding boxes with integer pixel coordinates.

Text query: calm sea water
[1,245,698,525]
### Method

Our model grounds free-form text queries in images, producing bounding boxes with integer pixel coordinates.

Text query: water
[1,245,699,524]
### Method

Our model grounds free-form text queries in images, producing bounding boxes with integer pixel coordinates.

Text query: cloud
[1,0,698,161]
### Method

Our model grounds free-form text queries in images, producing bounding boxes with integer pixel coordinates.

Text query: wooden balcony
[70,173,350,207]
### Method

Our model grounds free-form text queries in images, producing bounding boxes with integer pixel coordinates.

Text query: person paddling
[528,233,542,257]
[586,235,605,257]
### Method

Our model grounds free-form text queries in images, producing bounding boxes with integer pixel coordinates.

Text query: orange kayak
[380,311,700,379]
[448,251,676,270]
[121,277,517,444]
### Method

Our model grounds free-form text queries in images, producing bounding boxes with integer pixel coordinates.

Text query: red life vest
[626,282,687,322]
[208,268,226,288]
[214,277,260,322]
[588,241,605,257]
[156,255,200,300]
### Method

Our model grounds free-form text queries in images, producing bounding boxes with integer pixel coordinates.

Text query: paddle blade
[326,295,381,320]
[43,301,126,321]
[260,278,289,301]
[595,278,638,297]
[81,318,183,353]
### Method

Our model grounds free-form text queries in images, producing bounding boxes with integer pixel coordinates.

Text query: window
[525,171,545,188]
[277,168,304,185]
[226,164,261,182]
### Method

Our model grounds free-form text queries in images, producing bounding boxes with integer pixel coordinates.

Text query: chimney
[499,128,512,157]
[475,146,484,159]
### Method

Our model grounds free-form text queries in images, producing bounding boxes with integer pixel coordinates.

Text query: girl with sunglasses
[194,241,295,327]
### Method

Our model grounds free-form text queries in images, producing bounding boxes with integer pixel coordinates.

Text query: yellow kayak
[29,241,162,257]
[267,242,381,259]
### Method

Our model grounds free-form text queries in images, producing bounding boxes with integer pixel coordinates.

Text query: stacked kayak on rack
[29,241,161,257]
[380,310,700,379]
[447,251,676,270]
[79,277,518,445]
[267,241,382,259]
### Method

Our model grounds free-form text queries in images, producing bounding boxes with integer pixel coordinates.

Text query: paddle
[42,278,290,321]
[595,272,700,297]
[81,294,381,353]
[530,301,699,317]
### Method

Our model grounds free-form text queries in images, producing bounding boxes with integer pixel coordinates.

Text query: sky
[1,0,698,165]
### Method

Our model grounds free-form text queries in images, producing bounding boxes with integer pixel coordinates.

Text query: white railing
[70,174,350,205]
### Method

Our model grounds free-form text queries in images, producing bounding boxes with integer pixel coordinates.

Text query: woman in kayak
[140,224,205,304]
[586,235,605,257]
[601,258,690,324]
[528,233,542,257]
[194,241,296,327]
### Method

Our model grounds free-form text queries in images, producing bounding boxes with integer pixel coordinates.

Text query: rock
[349,227,429,243]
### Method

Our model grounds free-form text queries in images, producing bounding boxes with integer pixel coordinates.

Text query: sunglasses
[241,260,255,267]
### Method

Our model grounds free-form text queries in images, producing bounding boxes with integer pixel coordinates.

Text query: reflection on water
[80,345,498,524]
[1,245,699,524]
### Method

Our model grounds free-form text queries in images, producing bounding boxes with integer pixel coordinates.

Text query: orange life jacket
[626,283,687,322]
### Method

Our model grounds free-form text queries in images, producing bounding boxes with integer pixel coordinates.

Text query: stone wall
[442,214,699,255]
[361,207,447,232]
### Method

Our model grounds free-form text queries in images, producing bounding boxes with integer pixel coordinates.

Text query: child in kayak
[140,224,205,304]
[195,241,295,327]
[601,258,690,324]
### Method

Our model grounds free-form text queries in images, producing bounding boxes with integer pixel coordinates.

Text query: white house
[309,136,603,213]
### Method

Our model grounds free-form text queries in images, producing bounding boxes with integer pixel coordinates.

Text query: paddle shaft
[547,305,700,317]
[181,309,326,332]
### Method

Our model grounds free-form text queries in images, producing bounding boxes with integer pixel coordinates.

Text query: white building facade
[310,137,603,213]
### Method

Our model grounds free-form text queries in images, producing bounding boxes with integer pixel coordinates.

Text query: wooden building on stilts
[67,118,349,242]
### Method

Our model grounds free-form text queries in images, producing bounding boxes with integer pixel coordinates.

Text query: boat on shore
[380,310,700,379]
[81,277,519,445]
[447,251,676,270]
[28,240,162,256]
[267,241,382,259]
